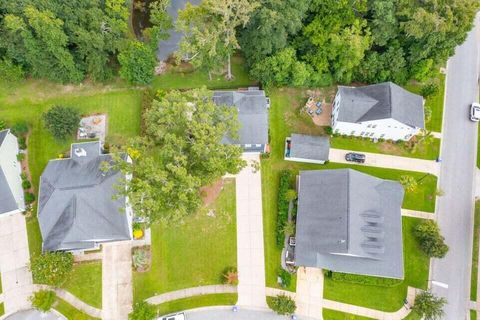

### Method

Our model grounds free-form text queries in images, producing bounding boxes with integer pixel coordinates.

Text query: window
[372,125,377,128]
[367,124,372,128]
[380,134,385,138]
[245,144,252,148]
[255,144,262,147]
[369,132,374,137]
[360,131,365,136]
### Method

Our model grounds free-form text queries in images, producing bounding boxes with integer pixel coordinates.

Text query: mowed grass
[404,72,446,132]
[323,217,429,312]
[323,309,374,320]
[54,298,100,320]
[156,293,238,316]
[471,201,480,301]
[263,87,433,308]
[133,179,237,302]
[62,262,103,309]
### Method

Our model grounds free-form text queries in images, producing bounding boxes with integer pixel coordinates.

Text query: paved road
[430,14,480,319]
[185,307,316,320]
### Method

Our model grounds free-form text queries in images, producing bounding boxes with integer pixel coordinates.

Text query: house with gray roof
[213,88,270,153]
[38,141,133,252]
[0,129,25,216]
[331,82,424,141]
[295,169,404,279]
[285,133,330,164]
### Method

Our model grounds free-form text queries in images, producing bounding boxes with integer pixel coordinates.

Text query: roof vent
[74,148,87,157]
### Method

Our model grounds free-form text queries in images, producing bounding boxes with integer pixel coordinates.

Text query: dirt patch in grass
[200,179,225,206]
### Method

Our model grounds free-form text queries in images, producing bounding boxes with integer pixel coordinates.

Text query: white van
[159,312,186,320]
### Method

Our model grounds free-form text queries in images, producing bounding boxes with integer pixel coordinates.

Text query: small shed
[285,133,330,164]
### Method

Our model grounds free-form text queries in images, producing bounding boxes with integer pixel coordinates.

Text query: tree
[268,294,296,315]
[238,0,309,64]
[129,301,156,320]
[142,0,173,50]
[414,220,449,258]
[107,88,246,223]
[413,291,447,320]
[43,106,80,140]
[30,252,74,286]
[177,0,258,80]
[30,290,56,312]
[118,40,157,85]
[399,175,418,193]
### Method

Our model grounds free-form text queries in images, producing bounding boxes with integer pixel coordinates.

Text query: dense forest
[0,0,478,86]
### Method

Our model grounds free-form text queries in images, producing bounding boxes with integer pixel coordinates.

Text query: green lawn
[323,217,429,312]
[156,293,238,316]
[331,136,440,160]
[471,309,477,320]
[323,309,374,320]
[54,298,100,320]
[472,201,480,301]
[152,55,255,90]
[62,262,102,309]
[133,179,237,302]
[404,72,446,132]
[0,303,3,316]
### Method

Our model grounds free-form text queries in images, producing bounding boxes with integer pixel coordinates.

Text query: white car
[470,102,480,121]
[159,312,186,320]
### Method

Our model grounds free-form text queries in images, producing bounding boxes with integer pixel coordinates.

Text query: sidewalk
[401,209,434,220]
[146,285,237,305]
[0,213,33,314]
[102,241,133,320]
[235,154,267,308]
[329,148,440,176]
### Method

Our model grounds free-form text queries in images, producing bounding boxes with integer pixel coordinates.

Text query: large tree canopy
[111,88,245,223]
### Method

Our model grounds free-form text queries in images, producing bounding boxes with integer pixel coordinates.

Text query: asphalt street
[430,13,480,320]
[185,307,315,320]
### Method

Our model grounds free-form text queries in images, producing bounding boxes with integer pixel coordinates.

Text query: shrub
[43,106,80,140]
[324,126,333,135]
[414,220,449,258]
[400,175,418,193]
[25,192,35,204]
[424,106,432,123]
[119,40,157,85]
[420,82,439,98]
[11,121,29,136]
[278,269,291,288]
[285,189,297,201]
[30,252,73,286]
[22,180,31,190]
[0,58,24,84]
[132,248,149,271]
[129,301,156,320]
[0,119,6,130]
[18,136,27,149]
[222,267,238,285]
[268,294,296,315]
[276,171,292,247]
[17,153,25,162]
[30,290,56,312]
[413,291,446,320]
[331,271,402,287]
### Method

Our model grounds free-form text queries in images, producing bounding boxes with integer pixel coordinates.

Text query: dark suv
[345,152,366,163]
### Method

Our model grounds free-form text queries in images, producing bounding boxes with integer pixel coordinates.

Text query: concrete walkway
[295,267,324,319]
[146,285,237,305]
[102,241,133,320]
[34,284,102,318]
[235,153,267,308]
[432,131,442,139]
[401,209,434,220]
[0,213,33,314]
[329,148,440,176]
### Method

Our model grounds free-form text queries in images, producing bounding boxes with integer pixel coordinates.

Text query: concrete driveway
[329,148,440,175]
[295,267,324,319]
[235,153,267,308]
[102,241,133,320]
[0,213,33,314]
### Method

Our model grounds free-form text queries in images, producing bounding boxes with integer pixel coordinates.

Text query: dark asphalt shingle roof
[0,129,8,146]
[156,0,202,61]
[213,90,269,146]
[295,169,405,279]
[337,82,425,128]
[38,141,131,252]
[0,168,17,214]
[289,134,330,162]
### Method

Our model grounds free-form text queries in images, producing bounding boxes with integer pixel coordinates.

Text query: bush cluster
[329,271,402,287]
[414,220,449,258]
[30,252,74,286]
[276,171,292,247]
[43,106,80,140]
[129,301,156,320]
[268,294,296,315]
[30,290,56,312]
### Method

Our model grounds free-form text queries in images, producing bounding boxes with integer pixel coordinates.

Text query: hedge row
[326,270,402,287]
[276,170,292,247]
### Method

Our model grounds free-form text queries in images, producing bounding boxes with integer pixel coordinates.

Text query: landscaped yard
[62,261,103,309]
[156,293,238,316]
[133,178,237,302]
[323,309,374,320]
[471,201,480,301]
[404,72,446,133]
[54,298,100,320]
[323,217,429,312]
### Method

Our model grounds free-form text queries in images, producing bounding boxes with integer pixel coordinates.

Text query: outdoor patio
[77,114,107,141]
[303,97,332,126]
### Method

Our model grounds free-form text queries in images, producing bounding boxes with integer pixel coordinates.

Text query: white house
[331,82,425,141]
[0,129,26,216]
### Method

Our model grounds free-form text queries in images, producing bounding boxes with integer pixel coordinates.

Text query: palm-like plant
[400,175,418,193]
[132,249,148,270]
[223,268,239,285]
[282,221,295,236]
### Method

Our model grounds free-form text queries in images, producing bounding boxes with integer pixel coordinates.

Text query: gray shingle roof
[0,129,8,146]
[38,141,131,252]
[295,169,405,279]
[156,0,201,61]
[289,134,330,162]
[213,90,269,146]
[337,82,425,129]
[0,168,17,214]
